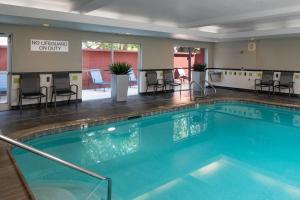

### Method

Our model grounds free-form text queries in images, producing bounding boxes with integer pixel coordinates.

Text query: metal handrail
[204,80,217,96]
[0,134,112,200]
[189,81,205,100]
[189,80,217,100]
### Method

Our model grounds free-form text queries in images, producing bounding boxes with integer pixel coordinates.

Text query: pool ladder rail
[189,80,217,101]
[0,133,112,200]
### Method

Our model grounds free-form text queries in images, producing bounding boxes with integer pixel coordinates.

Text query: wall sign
[31,39,69,52]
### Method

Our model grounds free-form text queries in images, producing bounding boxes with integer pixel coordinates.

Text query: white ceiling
[2,0,300,42]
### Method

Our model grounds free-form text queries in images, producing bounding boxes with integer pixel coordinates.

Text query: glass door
[173,46,206,90]
[82,41,140,101]
[112,43,139,96]
[0,35,10,111]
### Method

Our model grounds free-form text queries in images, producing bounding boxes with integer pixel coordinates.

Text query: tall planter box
[191,71,206,92]
[111,74,129,102]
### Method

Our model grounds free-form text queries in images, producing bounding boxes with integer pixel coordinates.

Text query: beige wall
[0,24,213,73]
[213,37,300,71]
[213,41,256,69]
[256,38,300,70]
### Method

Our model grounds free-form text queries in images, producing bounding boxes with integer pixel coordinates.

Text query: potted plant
[110,62,132,102]
[191,63,207,92]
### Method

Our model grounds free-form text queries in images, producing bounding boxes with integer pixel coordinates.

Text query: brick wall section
[0,46,7,71]
[173,48,205,78]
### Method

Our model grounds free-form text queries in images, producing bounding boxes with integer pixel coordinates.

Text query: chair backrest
[90,69,104,83]
[280,71,294,83]
[178,69,186,76]
[129,70,137,82]
[145,71,158,85]
[0,72,7,90]
[261,71,274,82]
[163,70,174,83]
[53,72,70,90]
[20,73,40,94]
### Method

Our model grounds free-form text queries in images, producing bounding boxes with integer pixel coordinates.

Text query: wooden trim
[207,68,300,73]
[11,71,82,75]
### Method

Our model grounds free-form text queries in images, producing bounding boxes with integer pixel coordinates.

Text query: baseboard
[139,89,175,95]
[213,85,299,97]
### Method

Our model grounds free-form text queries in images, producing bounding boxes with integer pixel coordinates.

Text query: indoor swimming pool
[12,102,300,200]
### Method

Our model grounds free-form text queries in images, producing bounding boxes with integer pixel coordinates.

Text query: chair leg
[39,97,42,107]
[19,96,22,114]
[68,94,71,104]
[51,92,54,105]
[75,93,78,107]
[45,95,48,110]
[54,93,57,109]
[154,86,158,95]
[146,85,148,93]
[180,85,182,96]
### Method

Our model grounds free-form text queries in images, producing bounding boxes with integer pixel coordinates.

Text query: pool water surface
[12,102,300,200]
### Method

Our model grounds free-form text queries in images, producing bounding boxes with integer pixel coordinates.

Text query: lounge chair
[0,72,7,94]
[18,73,48,113]
[90,69,110,91]
[51,72,78,108]
[129,70,138,87]
[178,68,189,83]
[163,69,182,95]
[254,71,274,95]
[145,71,164,94]
[274,72,294,96]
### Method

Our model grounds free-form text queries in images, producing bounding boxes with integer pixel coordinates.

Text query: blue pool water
[12,102,300,200]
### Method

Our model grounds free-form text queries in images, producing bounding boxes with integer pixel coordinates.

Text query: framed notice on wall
[31,39,69,52]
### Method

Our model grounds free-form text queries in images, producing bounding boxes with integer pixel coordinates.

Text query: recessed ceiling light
[198,25,221,33]
[42,23,50,27]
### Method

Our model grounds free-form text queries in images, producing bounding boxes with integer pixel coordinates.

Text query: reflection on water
[173,111,208,142]
[218,105,262,119]
[217,103,300,127]
[82,123,139,163]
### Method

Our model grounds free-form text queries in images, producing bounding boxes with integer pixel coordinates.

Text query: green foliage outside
[83,41,139,51]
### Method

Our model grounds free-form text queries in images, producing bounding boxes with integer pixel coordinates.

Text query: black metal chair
[163,69,182,95]
[18,74,48,113]
[145,71,164,94]
[254,71,274,95]
[51,72,78,108]
[274,72,294,96]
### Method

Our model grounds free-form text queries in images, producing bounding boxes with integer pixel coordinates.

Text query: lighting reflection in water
[82,123,139,163]
[173,111,208,142]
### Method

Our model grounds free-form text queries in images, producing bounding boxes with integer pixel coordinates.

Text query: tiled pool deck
[1,88,300,200]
